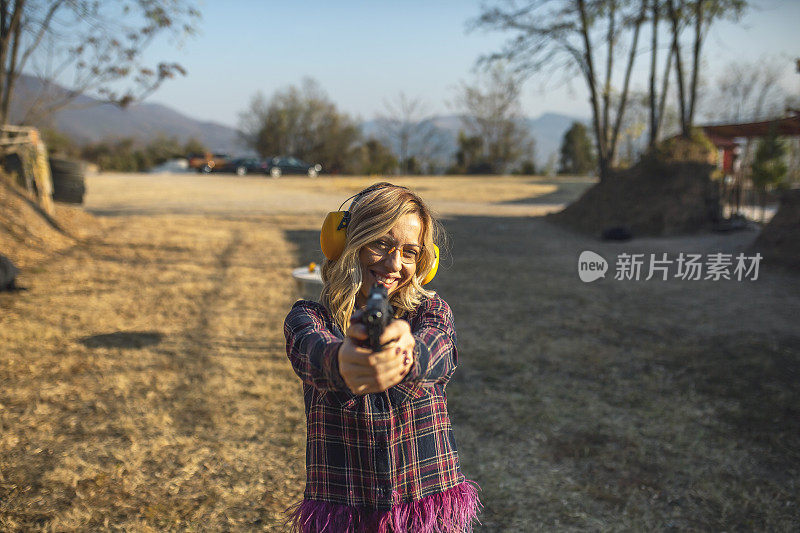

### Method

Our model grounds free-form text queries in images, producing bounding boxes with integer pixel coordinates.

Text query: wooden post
[33,139,54,216]
[0,125,54,215]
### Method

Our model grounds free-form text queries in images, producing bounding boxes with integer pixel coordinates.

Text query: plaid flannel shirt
[284,294,464,511]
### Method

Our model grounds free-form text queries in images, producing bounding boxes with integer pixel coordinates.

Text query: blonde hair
[320,182,442,334]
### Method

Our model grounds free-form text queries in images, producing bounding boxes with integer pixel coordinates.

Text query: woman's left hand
[380,319,416,369]
[338,318,415,394]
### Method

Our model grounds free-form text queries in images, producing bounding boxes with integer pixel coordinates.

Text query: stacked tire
[0,254,19,291]
[49,157,86,204]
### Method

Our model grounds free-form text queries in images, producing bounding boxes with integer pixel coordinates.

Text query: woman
[284,183,480,532]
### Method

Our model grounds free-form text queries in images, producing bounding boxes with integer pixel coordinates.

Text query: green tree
[354,139,398,175]
[143,135,184,166]
[403,156,421,175]
[81,138,141,171]
[751,126,787,222]
[183,137,208,156]
[559,122,596,175]
[40,127,79,157]
[514,159,537,175]
[78,136,161,171]
[239,79,361,174]
[447,131,486,174]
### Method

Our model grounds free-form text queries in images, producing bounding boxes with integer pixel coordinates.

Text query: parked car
[214,157,268,175]
[186,152,207,170]
[267,156,322,178]
[187,152,231,173]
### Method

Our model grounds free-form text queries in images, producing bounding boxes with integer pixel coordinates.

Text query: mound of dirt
[548,158,720,238]
[0,174,98,268]
[751,188,800,271]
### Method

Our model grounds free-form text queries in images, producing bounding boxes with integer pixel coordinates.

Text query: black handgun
[362,284,393,351]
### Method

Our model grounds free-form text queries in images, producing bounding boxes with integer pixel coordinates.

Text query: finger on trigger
[378,320,406,345]
[346,321,368,341]
[369,341,399,361]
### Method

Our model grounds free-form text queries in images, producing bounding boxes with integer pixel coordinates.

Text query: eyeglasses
[364,238,424,265]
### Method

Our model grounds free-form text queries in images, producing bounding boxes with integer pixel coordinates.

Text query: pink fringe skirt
[286,481,481,533]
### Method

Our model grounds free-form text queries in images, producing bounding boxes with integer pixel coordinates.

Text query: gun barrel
[363,283,392,351]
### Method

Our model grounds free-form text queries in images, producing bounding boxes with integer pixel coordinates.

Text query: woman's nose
[383,249,403,271]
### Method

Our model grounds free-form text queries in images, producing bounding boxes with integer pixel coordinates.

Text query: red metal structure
[699,112,800,218]
[702,112,800,173]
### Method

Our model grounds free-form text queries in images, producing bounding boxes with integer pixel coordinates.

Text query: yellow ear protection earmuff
[419,243,439,285]
[320,209,350,261]
[320,185,439,285]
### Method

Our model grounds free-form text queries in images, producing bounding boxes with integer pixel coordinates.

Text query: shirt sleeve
[284,300,348,392]
[403,295,459,386]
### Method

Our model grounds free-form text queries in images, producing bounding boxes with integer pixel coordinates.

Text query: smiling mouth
[371,271,399,288]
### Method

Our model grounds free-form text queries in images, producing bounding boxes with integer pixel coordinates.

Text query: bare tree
[615,90,651,166]
[375,93,446,174]
[472,0,647,181]
[665,0,748,136]
[712,58,786,123]
[647,0,680,148]
[454,64,533,174]
[0,1,200,126]
[709,57,789,213]
[238,91,269,150]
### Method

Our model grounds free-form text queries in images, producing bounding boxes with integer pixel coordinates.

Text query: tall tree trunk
[610,0,646,164]
[0,0,23,125]
[673,42,688,136]
[602,0,616,157]
[400,128,408,175]
[578,0,608,181]
[687,0,703,128]
[668,0,688,136]
[648,0,659,148]
[0,1,12,125]
[656,27,675,141]
[1,1,22,125]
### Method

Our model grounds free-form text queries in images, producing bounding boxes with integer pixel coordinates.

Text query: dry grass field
[1,172,799,531]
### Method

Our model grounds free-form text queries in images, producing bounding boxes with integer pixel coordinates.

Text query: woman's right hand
[338,319,412,395]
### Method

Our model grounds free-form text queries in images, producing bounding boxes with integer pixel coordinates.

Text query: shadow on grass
[284,229,326,267]
[79,331,164,349]
[672,333,800,463]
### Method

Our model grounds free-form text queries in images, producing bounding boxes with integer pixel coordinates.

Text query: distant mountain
[525,113,587,162]
[10,75,586,165]
[10,75,242,153]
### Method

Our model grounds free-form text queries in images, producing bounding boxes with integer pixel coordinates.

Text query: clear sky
[142,0,800,128]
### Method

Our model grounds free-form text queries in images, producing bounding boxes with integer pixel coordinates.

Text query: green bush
[652,128,717,165]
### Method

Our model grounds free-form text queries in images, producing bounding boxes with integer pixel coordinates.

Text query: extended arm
[284,301,347,392]
[404,296,458,386]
